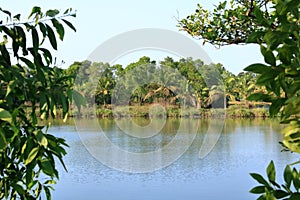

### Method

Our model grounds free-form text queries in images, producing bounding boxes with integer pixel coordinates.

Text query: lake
[50,118,298,200]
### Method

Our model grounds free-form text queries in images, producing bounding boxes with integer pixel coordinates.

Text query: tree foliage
[179,0,299,199]
[178,0,285,46]
[243,0,300,155]
[0,6,83,199]
[67,56,251,109]
[250,161,300,200]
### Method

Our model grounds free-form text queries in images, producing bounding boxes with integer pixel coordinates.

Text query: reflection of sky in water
[51,119,298,200]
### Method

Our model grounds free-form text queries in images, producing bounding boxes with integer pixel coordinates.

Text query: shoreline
[69,105,273,119]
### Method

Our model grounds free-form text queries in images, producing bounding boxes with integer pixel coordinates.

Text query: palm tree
[143,65,181,105]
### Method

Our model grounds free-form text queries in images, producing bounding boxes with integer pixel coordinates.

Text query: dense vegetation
[0,7,84,199]
[65,56,269,116]
[179,0,300,199]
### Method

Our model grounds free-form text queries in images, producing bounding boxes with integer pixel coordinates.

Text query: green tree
[178,0,274,46]
[0,7,84,199]
[144,63,181,105]
[176,58,208,108]
[71,61,108,107]
[219,64,237,103]
[95,63,117,106]
[179,0,299,199]
[235,72,257,104]
[123,56,156,105]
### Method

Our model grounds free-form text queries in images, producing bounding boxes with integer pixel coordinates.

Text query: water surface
[50,118,298,200]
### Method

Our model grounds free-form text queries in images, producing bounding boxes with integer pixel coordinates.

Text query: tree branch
[0,12,76,27]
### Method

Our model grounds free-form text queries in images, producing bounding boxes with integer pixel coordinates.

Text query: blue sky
[2,0,264,74]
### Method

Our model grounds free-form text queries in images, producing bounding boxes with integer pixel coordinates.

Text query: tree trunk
[197,97,201,109]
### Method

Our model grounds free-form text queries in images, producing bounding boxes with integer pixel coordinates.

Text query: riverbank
[70,105,272,119]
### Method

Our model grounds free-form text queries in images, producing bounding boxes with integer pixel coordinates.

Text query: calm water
[49,118,298,200]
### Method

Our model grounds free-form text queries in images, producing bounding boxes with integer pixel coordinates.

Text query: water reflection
[50,118,298,200]
[75,117,199,173]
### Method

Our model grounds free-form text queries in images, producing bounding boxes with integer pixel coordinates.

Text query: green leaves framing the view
[0,6,83,200]
[180,1,300,199]
[250,161,300,200]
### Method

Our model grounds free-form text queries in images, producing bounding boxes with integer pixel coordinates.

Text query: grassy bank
[70,105,273,119]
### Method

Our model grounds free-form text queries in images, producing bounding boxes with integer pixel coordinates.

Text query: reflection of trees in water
[223,118,282,134]
[52,118,298,184]
[71,118,286,157]
[222,118,290,166]
[95,118,181,153]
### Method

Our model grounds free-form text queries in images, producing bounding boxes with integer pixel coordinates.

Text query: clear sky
[2,0,264,74]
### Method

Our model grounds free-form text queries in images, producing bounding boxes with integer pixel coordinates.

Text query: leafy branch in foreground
[250,161,300,200]
[178,0,276,46]
[179,0,299,199]
[0,6,84,200]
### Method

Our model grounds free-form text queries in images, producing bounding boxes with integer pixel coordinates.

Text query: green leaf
[270,81,281,97]
[40,48,53,64]
[44,180,56,185]
[244,63,271,74]
[25,147,39,165]
[46,9,59,17]
[13,14,20,21]
[246,31,265,44]
[274,190,289,198]
[34,130,48,147]
[247,93,272,102]
[253,7,269,26]
[40,159,55,177]
[292,168,300,190]
[51,18,65,40]
[5,80,16,98]
[2,26,13,38]
[39,22,47,42]
[28,6,41,19]
[263,31,286,50]
[0,131,7,150]
[269,99,285,117]
[267,161,276,182]
[282,124,300,154]
[16,26,27,54]
[250,173,270,186]
[250,186,266,194]
[12,37,19,57]
[64,8,70,14]
[290,193,300,200]
[35,182,42,197]
[46,24,57,50]
[284,98,300,116]
[28,180,37,190]
[0,108,12,123]
[0,8,11,18]
[61,19,76,32]
[284,165,292,188]
[257,194,266,200]
[278,45,293,65]
[32,28,39,54]
[44,185,52,200]
[72,90,86,112]
[0,44,11,66]
[261,45,276,66]
[256,71,279,85]
[19,57,35,69]
[12,184,25,195]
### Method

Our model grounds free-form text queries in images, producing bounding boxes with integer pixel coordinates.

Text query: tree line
[65,56,268,109]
